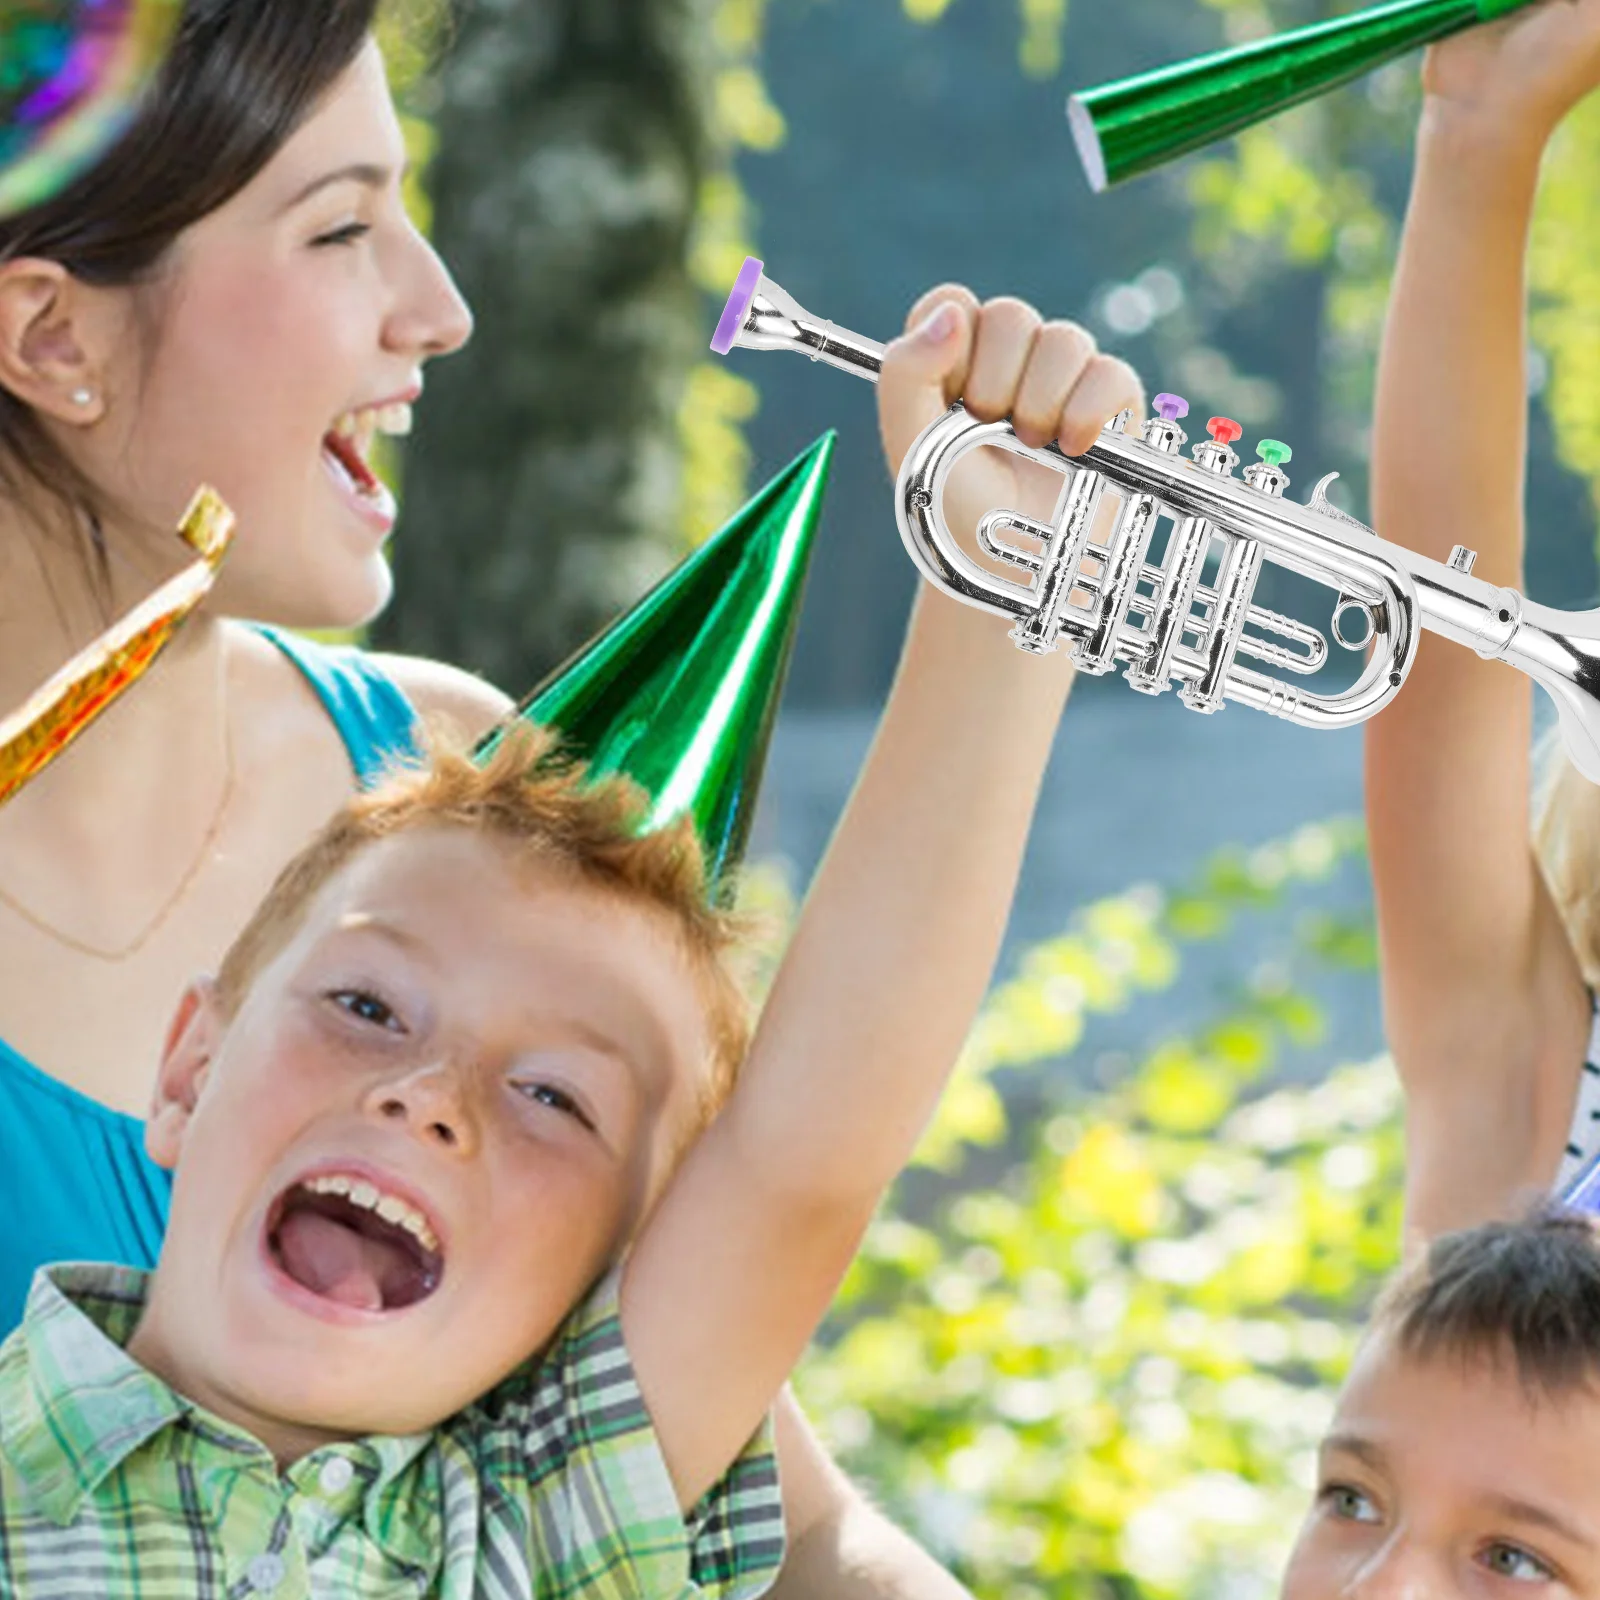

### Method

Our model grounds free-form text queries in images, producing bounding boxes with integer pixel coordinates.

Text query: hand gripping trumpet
[711,259,1600,781]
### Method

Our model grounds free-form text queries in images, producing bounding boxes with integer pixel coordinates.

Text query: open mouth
[266,1170,443,1315]
[320,404,412,507]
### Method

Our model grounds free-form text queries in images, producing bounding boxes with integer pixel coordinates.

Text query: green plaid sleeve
[470,1269,786,1600]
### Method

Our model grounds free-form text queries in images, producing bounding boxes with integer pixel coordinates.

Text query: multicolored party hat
[1068,0,1533,193]
[477,433,835,887]
[0,0,181,218]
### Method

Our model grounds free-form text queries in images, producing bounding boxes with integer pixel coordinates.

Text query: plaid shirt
[0,1265,784,1599]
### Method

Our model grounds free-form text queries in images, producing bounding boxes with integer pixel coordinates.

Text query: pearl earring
[70,389,94,408]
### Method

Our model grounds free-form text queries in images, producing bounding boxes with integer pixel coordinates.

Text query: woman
[0,0,499,1312]
[0,5,972,1594]
[1364,0,1600,1244]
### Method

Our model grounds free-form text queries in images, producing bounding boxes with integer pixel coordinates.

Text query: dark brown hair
[0,0,380,514]
[1372,1206,1600,1398]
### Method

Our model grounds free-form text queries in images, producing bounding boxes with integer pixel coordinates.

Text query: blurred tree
[377,0,781,690]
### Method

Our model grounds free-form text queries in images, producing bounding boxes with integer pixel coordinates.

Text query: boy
[0,291,1141,1596]
[1282,1208,1600,1598]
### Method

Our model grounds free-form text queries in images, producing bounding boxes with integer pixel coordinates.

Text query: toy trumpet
[712,258,1600,781]
[1067,0,1535,193]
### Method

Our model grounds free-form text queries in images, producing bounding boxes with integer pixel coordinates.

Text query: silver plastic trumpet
[711,258,1600,781]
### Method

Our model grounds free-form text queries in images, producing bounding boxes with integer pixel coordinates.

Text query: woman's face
[81,38,474,629]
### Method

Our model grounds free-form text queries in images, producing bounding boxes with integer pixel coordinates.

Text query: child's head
[129,727,751,1460]
[1283,1209,1600,1600]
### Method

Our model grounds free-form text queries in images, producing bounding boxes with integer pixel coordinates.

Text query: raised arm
[624,288,1141,1508]
[1367,2,1600,1243]
[386,595,978,1595]
[763,1390,975,1600]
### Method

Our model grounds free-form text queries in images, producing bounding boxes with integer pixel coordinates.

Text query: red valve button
[1207,417,1243,447]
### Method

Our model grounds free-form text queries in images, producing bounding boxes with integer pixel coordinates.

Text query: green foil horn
[1068,0,1533,193]
[476,433,835,893]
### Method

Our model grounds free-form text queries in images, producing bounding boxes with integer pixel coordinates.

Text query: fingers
[877,285,981,472]
[881,288,1143,475]
[965,297,1045,425]
[1057,355,1144,457]
[1011,319,1098,449]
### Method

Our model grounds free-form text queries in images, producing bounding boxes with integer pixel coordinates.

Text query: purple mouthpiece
[1154,392,1189,423]
[711,256,766,356]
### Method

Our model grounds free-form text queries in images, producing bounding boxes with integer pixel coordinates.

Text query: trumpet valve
[1006,458,1110,657]
[1180,534,1267,716]
[1243,439,1293,499]
[1124,509,1215,697]
[1007,622,1065,657]
[1143,392,1190,455]
[1193,416,1244,475]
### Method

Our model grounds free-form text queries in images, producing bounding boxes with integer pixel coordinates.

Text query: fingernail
[915,303,960,343]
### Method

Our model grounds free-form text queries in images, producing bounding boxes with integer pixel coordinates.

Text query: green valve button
[1256,440,1292,468]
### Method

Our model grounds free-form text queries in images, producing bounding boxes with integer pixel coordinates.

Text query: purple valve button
[711,256,766,356]
[1154,392,1189,422]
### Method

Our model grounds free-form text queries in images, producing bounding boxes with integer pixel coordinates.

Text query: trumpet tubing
[893,402,1419,732]
[712,260,1600,784]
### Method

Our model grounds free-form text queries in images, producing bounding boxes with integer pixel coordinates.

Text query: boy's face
[1282,1329,1600,1600]
[131,827,713,1456]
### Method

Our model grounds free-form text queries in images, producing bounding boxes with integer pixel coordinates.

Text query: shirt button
[318,1456,355,1495]
[246,1552,285,1593]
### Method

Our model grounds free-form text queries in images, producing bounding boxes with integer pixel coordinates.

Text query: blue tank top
[0,628,423,1330]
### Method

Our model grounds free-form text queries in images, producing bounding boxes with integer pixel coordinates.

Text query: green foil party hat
[1068,0,1532,193]
[477,433,835,890]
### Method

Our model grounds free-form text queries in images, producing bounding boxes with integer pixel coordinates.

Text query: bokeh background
[368,3,1600,1595]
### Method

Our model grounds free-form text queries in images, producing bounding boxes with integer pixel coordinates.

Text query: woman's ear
[145,978,224,1171]
[0,257,108,424]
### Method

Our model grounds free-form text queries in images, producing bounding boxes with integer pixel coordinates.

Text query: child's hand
[876,287,1143,557]
[1421,0,1600,151]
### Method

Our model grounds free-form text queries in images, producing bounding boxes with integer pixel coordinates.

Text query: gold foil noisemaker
[0,486,235,807]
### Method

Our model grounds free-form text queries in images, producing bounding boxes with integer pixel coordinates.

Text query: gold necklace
[0,661,237,964]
